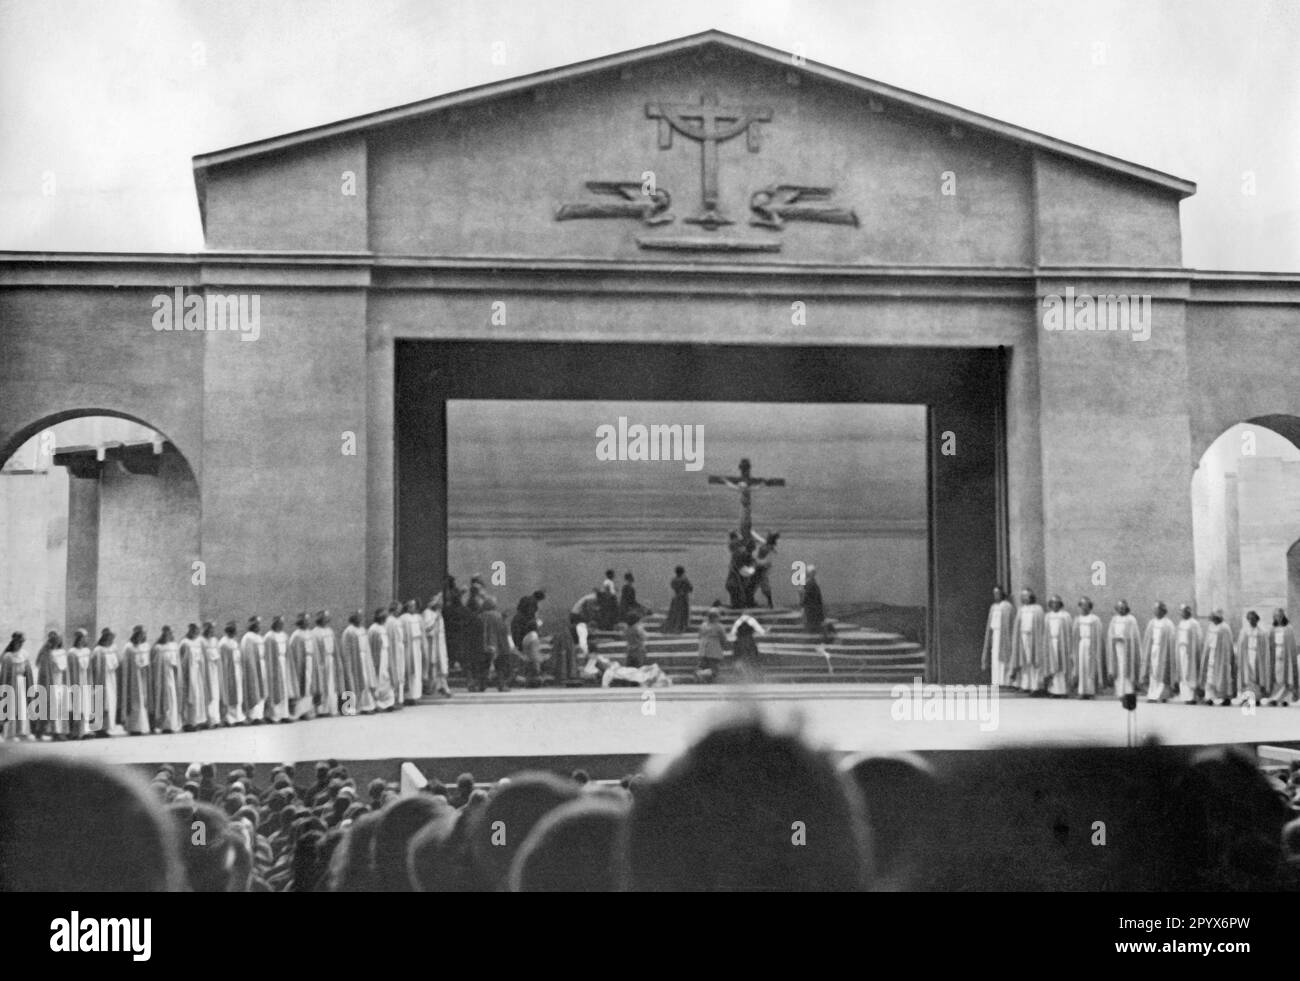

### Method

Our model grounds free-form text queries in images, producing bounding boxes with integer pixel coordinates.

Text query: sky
[1,0,1297,270]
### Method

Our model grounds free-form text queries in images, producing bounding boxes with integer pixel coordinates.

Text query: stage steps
[531,604,928,684]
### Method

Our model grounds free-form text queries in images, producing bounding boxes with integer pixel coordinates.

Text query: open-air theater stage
[20,605,1300,779]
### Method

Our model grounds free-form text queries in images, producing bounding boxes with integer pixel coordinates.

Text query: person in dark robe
[624,610,649,668]
[511,596,541,686]
[725,532,748,609]
[753,532,780,609]
[597,570,620,630]
[482,596,516,692]
[441,577,468,674]
[801,566,825,634]
[664,566,693,634]
[618,572,646,622]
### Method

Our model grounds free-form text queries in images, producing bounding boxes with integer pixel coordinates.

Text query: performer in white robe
[218,621,246,725]
[1042,596,1073,696]
[201,622,223,727]
[68,630,95,738]
[1264,608,1298,706]
[1142,602,1177,703]
[422,594,452,697]
[1072,598,1105,697]
[1,632,35,740]
[341,612,376,714]
[178,623,208,730]
[401,600,425,703]
[35,632,71,740]
[264,616,295,723]
[1200,610,1236,705]
[367,609,397,710]
[121,626,152,735]
[1174,604,1203,703]
[385,602,407,707]
[1011,589,1047,693]
[289,613,319,719]
[90,629,122,736]
[313,611,341,716]
[1105,600,1142,698]
[1234,610,1269,706]
[240,617,267,723]
[981,586,1014,688]
[151,626,181,734]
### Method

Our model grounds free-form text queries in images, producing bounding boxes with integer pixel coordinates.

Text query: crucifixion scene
[445,399,928,686]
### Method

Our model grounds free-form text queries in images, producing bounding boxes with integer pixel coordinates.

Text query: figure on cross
[709,458,785,607]
[708,457,785,542]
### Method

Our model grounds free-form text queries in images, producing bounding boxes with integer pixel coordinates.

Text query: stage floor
[10,685,1300,765]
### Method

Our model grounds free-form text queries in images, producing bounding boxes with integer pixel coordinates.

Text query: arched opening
[1191,417,1300,622]
[1,413,201,643]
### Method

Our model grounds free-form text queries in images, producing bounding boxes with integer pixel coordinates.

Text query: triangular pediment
[193,31,1192,266]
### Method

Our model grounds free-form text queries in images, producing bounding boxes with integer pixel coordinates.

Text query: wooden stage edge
[7,685,1300,774]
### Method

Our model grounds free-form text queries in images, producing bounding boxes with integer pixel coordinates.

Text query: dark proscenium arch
[396,341,1005,684]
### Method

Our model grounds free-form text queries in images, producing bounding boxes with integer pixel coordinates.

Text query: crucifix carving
[646,93,772,230]
[707,457,786,542]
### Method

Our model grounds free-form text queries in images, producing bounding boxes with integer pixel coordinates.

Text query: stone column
[62,456,101,636]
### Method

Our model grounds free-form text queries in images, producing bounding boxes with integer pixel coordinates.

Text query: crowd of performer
[983,586,1300,705]
[0,562,778,741]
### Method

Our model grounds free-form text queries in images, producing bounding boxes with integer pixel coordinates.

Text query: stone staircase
[541,605,927,684]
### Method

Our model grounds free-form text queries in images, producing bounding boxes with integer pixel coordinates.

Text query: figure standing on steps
[801,565,824,634]
[696,607,728,683]
[728,610,767,680]
[597,569,620,630]
[752,532,780,608]
[664,566,693,634]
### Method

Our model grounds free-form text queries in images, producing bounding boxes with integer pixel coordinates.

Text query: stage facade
[3,31,1300,684]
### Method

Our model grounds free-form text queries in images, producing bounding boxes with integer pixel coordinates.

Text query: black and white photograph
[0,0,1297,940]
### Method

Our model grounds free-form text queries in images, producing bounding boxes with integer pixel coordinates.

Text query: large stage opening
[395,341,1007,684]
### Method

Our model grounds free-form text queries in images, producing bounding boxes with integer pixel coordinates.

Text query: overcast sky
[2,0,1296,270]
